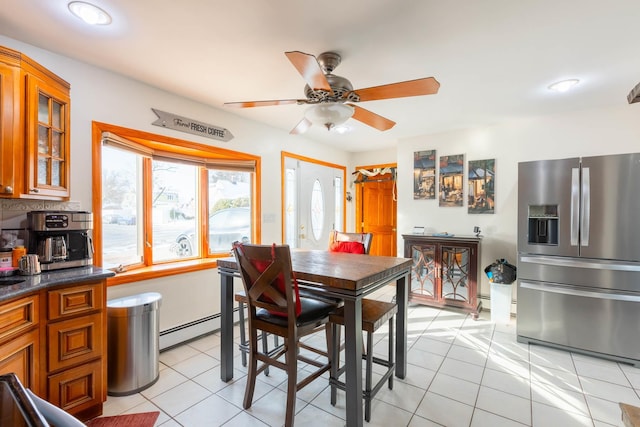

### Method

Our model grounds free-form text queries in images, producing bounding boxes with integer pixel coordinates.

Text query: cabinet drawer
[48,282,104,320]
[0,295,39,342]
[48,359,103,416]
[48,313,103,372]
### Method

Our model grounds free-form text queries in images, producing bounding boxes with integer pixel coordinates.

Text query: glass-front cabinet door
[409,243,437,299]
[26,74,70,199]
[441,246,470,303]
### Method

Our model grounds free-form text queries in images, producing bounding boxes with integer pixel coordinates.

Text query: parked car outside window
[171,207,250,257]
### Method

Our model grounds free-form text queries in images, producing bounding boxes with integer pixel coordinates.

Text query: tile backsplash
[0,199,82,248]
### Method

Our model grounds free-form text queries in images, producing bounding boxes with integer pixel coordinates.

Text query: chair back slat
[233,243,300,318]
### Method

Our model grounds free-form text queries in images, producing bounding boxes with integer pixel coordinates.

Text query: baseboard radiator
[159,307,242,351]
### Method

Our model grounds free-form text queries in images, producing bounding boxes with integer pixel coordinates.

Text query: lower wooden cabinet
[0,329,39,391]
[48,359,103,420]
[0,280,106,421]
[403,234,482,318]
[47,313,103,372]
[0,295,40,391]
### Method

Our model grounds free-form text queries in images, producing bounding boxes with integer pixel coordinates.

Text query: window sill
[106,257,233,286]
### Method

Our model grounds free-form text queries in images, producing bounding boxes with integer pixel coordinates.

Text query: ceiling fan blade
[224,99,302,108]
[290,117,312,135]
[348,104,396,131]
[285,51,333,94]
[351,77,440,102]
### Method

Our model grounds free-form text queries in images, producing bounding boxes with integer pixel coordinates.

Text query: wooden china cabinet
[0,45,70,200]
[403,234,482,318]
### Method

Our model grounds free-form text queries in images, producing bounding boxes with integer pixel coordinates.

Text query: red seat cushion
[330,241,366,254]
[250,258,302,317]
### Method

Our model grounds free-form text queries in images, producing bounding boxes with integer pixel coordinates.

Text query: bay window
[93,122,260,279]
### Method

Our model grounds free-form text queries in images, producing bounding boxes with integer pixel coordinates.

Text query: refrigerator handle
[581,167,590,246]
[570,168,580,246]
[520,281,640,303]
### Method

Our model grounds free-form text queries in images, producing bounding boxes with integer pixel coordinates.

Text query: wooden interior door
[355,164,397,256]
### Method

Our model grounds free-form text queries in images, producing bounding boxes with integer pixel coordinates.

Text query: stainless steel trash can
[107,292,162,396]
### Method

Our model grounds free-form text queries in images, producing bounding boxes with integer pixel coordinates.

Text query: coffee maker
[27,211,94,271]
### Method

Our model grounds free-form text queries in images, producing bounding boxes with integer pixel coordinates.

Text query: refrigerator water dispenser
[527,205,558,245]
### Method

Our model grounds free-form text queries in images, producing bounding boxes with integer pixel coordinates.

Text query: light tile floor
[101,285,637,426]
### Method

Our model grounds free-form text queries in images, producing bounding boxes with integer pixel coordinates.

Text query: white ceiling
[1,0,639,152]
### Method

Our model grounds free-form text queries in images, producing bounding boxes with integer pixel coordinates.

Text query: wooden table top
[217,250,411,292]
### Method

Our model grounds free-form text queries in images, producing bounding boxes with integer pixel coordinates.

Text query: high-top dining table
[217,250,412,427]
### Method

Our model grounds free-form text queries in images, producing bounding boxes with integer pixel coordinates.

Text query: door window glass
[334,176,343,232]
[284,168,297,247]
[310,179,324,241]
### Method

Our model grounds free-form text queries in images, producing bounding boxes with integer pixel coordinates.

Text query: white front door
[284,157,343,250]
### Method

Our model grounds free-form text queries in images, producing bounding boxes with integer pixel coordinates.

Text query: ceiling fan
[224,51,440,134]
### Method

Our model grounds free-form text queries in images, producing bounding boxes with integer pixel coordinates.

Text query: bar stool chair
[328,230,373,254]
[236,290,280,373]
[233,242,338,427]
[235,230,373,365]
[329,298,397,422]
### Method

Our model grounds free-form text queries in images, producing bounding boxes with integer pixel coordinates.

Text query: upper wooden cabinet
[0,56,20,198]
[0,45,70,200]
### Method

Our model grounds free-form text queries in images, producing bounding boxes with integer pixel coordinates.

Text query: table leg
[343,297,364,427]
[220,272,234,382]
[395,273,409,379]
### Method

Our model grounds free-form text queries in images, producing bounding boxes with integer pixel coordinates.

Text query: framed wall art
[413,150,436,200]
[468,159,495,214]
[439,154,464,207]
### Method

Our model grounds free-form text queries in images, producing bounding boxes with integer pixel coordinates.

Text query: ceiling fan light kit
[224,50,440,134]
[305,103,354,130]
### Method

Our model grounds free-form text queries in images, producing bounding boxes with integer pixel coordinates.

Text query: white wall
[396,105,640,308]
[0,36,355,338]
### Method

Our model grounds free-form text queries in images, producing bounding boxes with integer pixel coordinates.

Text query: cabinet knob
[2,185,13,194]
[31,188,39,193]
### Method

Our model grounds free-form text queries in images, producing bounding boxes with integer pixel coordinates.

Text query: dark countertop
[0,266,115,302]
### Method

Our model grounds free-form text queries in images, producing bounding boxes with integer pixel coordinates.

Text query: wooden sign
[151,108,234,142]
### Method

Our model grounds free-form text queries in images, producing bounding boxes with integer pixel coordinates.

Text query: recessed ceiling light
[548,79,580,93]
[68,1,112,25]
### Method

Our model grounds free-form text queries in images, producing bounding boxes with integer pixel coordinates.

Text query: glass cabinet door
[410,244,436,298]
[37,92,66,188]
[441,246,470,302]
[27,75,70,198]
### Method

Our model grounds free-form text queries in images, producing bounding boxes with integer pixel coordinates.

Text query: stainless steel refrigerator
[516,152,640,366]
